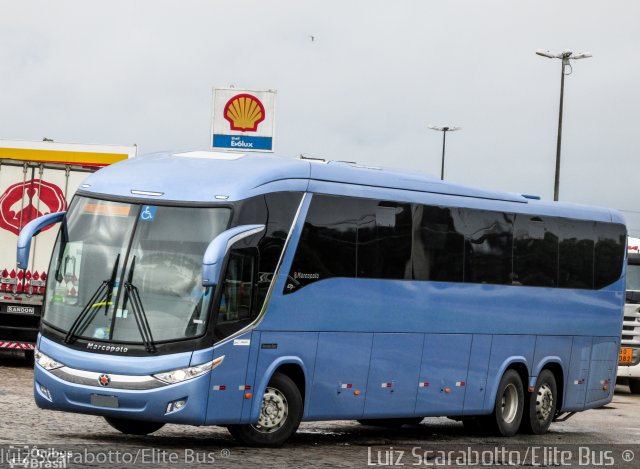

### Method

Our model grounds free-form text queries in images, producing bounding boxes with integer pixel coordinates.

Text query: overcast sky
[2,1,639,233]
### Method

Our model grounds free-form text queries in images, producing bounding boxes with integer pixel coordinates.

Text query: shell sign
[212,88,276,152]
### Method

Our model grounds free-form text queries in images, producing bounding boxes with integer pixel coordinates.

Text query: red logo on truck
[0,179,66,235]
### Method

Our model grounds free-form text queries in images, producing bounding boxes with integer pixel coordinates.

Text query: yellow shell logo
[223,94,266,132]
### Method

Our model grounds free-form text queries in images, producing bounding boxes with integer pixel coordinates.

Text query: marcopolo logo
[87,342,129,353]
[98,374,111,387]
[223,94,266,132]
[0,179,66,235]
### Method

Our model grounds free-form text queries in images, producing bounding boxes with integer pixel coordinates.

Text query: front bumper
[617,362,640,380]
[34,363,211,424]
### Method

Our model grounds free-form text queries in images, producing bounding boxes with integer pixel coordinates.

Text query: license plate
[90,394,119,408]
[6,306,35,315]
[619,347,634,365]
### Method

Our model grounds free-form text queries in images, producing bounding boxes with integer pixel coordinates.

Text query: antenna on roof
[299,154,326,162]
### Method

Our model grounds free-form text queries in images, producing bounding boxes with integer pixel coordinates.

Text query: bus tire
[104,416,165,435]
[522,369,557,434]
[226,372,302,447]
[357,418,423,427]
[484,369,524,437]
[629,379,640,394]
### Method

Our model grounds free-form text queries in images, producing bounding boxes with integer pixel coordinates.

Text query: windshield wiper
[122,257,157,353]
[64,254,120,344]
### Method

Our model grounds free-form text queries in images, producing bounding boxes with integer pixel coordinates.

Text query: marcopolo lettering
[293,272,320,280]
[87,342,129,353]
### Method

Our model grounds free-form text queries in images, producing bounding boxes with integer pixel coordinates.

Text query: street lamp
[428,125,461,180]
[536,49,592,201]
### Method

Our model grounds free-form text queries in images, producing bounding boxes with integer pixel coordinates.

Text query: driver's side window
[214,249,258,341]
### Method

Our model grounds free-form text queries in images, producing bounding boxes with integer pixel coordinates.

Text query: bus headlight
[34,349,65,371]
[152,356,224,384]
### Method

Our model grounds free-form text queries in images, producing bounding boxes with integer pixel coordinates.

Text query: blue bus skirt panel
[250,332,318,423]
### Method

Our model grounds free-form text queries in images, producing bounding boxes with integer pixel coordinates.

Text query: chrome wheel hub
[252,387,288,433]
[535,383,554,422]
[501,383,519,424]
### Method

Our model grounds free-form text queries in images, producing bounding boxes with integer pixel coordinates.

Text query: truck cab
[618,236,640,393]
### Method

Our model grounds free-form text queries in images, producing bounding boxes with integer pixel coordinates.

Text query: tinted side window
[456,209,513,285]
[286,195,357,292]
[558,219,594,289]
[412,205,464,282]
[235,192,303,309]
[513,215,559,287]
[594,223,626,289]
[357,200,412,280]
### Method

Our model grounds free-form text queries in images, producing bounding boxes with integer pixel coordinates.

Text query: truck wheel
[104,416,165,435]
[522,369,557,434]
[357,418,423,427]
[629,379,640,394]
[482,369,524,437]
[226,372,302,447]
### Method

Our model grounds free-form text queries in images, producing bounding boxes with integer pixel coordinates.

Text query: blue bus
[19,151,626,446]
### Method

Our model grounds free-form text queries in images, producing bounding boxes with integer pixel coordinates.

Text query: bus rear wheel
[226,372,303,447]
[482,369,524,437]
[629,379,640,394]
[104,416,165,435]
[522,369,557,434]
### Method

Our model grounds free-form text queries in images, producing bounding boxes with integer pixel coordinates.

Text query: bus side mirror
[16,211,66,269]
[202,224,265,287]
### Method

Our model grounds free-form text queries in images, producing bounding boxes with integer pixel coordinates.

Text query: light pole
[428,125,461,180]
[536,49,592,201]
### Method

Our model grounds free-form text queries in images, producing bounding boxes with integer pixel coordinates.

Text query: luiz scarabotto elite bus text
[18,150,626,446]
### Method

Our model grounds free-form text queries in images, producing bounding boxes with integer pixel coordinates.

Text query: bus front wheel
[226,372,303,447]
[629,379,640,394]
[104,416,165,435]
[522,369,557,434]
[483,369,524,437]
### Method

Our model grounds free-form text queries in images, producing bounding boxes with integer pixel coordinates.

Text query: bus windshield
[43,197,231,344]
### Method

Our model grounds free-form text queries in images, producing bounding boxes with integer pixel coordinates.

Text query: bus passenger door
[206,331,254,424]
[416,334,473,416]
[205,249,258,424]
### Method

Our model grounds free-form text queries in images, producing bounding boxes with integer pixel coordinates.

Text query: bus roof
[79,151,624,224]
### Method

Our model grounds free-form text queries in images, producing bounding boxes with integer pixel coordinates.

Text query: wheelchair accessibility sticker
[140,205,157,222]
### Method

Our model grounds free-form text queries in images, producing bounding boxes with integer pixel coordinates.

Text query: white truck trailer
[0,139,136,356]
[618,236,640,393]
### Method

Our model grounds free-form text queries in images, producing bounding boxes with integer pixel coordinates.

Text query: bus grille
[622,304,640,346]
